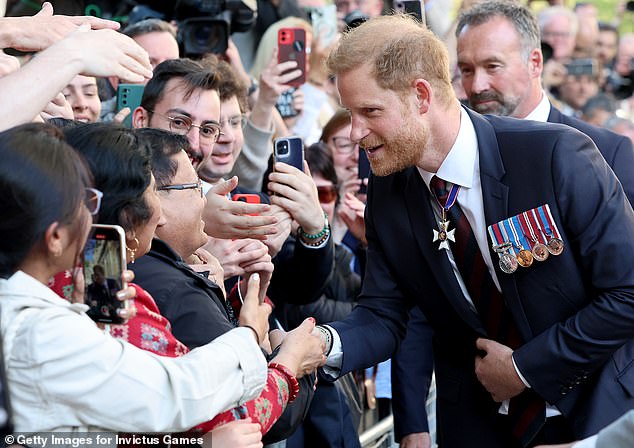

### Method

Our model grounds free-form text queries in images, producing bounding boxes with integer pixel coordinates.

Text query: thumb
[269,328,285,349]
[36,2,54,16]
[244,272,261,305]
[475,337,490,352]
[211,176,239,196]
[300,316,316,332]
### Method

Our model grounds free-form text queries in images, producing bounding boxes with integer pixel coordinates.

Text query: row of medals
[493,236,564,274]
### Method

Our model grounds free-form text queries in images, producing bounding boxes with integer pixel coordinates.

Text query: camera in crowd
[604,58,634,100]
[84,0,257,57]
[343,10,368,31]
[173,0,257,57]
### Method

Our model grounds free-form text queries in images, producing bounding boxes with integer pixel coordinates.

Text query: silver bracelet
[316,325,333,356]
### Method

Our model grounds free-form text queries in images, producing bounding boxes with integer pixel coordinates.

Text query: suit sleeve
[391,306,434,441]
[513,130,634,405]
[608,136,634,207]
[329,176,411,375]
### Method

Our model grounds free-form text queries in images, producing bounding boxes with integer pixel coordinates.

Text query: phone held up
[275,87,299,119]
[83,224,128,324]
[393,0,426,25]
[116,84,144,128]
[358,147,371,195]
[278,27,307,88]
[274,136,304,171]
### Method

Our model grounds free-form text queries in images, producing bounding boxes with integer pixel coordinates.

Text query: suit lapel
[468,109,534,340]
[403,167,486,334]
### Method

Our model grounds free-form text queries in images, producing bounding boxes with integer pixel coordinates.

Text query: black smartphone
[116,84,145,128]
[565,58,596,77]
[278,28,307,88]
[393,0,425,25]
[274,136,304,171]
[83,224,128,324]
[275,88,299,119]
[358,148,371,194]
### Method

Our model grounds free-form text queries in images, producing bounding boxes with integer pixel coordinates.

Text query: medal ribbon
[431,182,461,216]
[542,204,562,239]
[518,212,538,248]
[511,216,531,251]
[504,218,523,253]
[500,219,518,255]
[527,209,549,244]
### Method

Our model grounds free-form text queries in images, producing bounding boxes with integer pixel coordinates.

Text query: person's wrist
[241,324,261,344]
[316,325,333,356]
[268,362,300,402]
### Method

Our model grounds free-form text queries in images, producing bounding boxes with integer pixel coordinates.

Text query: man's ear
[530,48,544,78]
[132,107,150,129]
[412,78,432,114]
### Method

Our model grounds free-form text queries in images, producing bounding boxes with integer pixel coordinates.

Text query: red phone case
[278,27,307,88]
[232,193,261,204]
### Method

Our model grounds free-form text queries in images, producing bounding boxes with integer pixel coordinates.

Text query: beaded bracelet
[301,226,331,247]
[269,362,300,402]
[298,212,329,240]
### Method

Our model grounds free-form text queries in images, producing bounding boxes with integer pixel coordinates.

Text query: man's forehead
[157,79,219,114]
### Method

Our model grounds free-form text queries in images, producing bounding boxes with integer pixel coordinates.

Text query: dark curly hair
[63,123,153,235]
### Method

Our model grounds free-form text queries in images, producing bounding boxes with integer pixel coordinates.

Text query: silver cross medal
[433,209,455,251]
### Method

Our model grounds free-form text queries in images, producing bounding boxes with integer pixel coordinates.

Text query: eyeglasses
[158,179,204,198]
[149,110,223,143]
[331,137,358,155]
[317,185,338,203]
[219,114,247,130]
[85,188,103,215]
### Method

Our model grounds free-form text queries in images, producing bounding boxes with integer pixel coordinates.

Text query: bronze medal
[499,252,518,274]
[547,237,564,256]
[531,243,549,261]
[516,249,534,268]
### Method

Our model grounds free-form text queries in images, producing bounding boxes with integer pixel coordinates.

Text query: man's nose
[471,69,490,94]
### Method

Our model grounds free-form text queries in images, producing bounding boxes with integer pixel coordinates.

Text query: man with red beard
[314,13,634,448]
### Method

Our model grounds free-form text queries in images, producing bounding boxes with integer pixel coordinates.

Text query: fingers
[122,269,135,283]
[115,286,136,302]
[37,2,54,17]
[269,329,286,349]
[210,176,240,196]
[112,107,131,124]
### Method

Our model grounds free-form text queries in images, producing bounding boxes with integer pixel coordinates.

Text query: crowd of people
[0,0,633,447]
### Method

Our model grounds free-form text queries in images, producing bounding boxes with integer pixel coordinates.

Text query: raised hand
[203,177,278,240]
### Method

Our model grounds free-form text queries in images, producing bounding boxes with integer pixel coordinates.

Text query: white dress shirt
[1,271,267,433]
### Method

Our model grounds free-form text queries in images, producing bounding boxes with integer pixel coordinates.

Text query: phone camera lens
[276,141,290,155]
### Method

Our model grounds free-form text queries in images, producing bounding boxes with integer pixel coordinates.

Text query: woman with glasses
[0,122,271,435]
[319,109,368,276]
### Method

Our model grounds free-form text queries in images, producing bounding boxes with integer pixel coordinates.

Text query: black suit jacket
[547,106,634,205]
[330,109,634,447]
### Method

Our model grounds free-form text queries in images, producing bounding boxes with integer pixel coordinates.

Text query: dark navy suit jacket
[330,108,634,447]
[391,106,634,443]
[547,106,634,205]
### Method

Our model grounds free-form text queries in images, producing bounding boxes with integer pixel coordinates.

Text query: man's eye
[201,126,217,136]
[171,117,189,128]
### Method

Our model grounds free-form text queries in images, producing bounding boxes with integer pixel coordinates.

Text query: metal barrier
[359,415,397,448]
